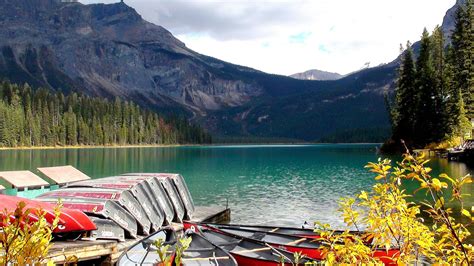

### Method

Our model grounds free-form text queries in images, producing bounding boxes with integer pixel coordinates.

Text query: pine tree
[392,42,417,144]
[452,0,474,120]
[430,26,450,141]
[413,28,437,146]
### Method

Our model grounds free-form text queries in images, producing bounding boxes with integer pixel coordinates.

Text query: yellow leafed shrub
[0,201,61,265]
[315,151,473,265]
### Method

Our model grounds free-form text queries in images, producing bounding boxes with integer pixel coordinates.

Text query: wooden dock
[47,206,231,265]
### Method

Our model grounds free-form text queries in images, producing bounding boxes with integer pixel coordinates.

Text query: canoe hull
[67,179,163,231]
[185,223,313,265]
[89,216,126,242]
[38,188,151,235]
[207,223,398,265]
[0,195,96,237]
[37,197,138,239]
[124,173,195,219]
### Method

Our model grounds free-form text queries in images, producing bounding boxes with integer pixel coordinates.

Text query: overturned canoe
[0,195,96,238]
[67,179,163,231]
[187,223,312,266]
[115,175,175,225]
[38,187,151,235]
[125,173,195,219]
[88,216,126,242]
[37,197,138,238]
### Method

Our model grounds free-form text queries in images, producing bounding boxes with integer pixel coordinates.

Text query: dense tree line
[387,0,473,148]
[0,81,211,147]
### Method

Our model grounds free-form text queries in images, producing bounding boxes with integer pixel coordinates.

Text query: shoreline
[0,142,383,151]
[0,144,190,151]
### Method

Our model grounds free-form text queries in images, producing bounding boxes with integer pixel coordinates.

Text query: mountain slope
[0,0,462,142]
[290,69,343,81]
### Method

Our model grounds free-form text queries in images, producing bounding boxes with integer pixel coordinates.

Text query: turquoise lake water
[0,144,472,228]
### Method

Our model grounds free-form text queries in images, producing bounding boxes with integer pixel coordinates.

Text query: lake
[0,144,472,228]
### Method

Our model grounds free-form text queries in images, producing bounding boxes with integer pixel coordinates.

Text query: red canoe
[185,222,316,266]
[37,197,139,239]
[38,188,151,235]
[0,195,96,236]
[204,223,400,265]
[205,223,364,239]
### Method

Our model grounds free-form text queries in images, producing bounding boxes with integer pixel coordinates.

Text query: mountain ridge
[0,0,462,141]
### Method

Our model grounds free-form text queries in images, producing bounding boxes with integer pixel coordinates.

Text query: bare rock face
[0,0,262,113]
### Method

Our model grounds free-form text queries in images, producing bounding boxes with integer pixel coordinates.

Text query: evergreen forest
[0,81,212,147]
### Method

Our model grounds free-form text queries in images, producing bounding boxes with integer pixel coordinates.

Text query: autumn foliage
[0,201,61,265]
[315,152,473,265]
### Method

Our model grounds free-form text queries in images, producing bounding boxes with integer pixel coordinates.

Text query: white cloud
[81,0,456,75]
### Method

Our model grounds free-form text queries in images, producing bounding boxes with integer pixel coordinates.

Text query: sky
[82,0,456,76]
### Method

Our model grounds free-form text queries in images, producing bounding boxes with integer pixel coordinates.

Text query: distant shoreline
[0,144,188,151]
[0,142,383,151]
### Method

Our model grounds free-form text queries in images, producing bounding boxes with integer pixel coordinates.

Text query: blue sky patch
[289,32,312,43]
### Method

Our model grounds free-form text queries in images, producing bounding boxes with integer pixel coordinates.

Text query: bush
[0,201,61,265]
[315,151,473,264]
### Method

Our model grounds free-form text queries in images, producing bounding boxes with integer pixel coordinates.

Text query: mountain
[0,0,462,142]
[290,69,343,81]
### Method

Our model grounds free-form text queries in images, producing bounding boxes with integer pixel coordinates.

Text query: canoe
[180,232,237,266]
[122,173,186,222]
[115,175,175,224]
[204,223,371,243]
[205,223,321,238]
[0,195,96,238]
[125,173,195,219]
[205,224,399,265]
[206,224,324,260]
[119,229,238,266]
[88,216,126,242]
[117,229,174,265]
[38,187,151,235]
[169,174,195,218]
[37,197,138,238]
[185,223,313,266]
[154,176,186,222]
[67,179,164,231]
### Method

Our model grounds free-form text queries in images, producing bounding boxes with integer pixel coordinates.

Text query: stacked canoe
[36,173,196,241]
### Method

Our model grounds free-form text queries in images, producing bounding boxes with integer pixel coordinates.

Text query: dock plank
[48,239,123,264]
[0,171,49,189]
[38,165,90,185]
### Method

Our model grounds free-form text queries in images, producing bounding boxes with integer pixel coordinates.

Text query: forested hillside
[0,81,211,147]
